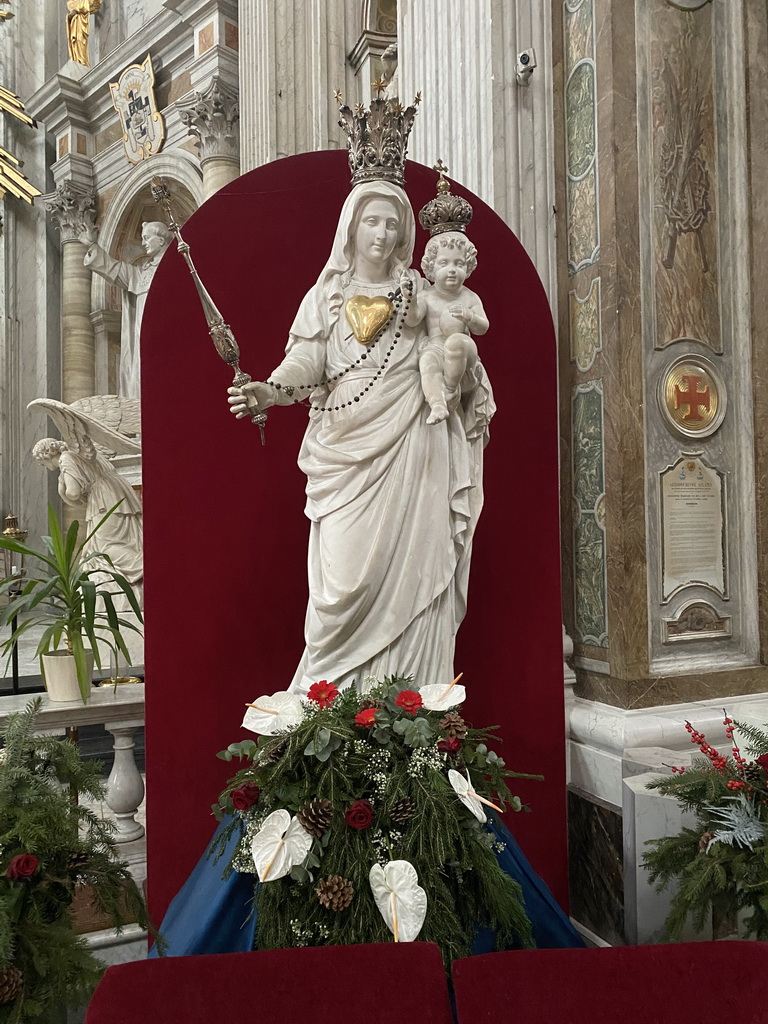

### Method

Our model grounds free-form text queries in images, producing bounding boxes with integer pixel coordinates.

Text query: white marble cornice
[27,72,90,135]
[163,0,237,25]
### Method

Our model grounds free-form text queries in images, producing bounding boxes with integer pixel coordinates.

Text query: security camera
[516,48,537,86]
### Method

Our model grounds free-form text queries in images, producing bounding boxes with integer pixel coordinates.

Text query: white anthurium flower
[420,673,466,711]
[242,691,304,736]
[448,769,503,824]
[369,860,427,943]
[250,809,313,882]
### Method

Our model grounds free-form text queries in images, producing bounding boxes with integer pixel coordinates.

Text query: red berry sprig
[685,721,727,772]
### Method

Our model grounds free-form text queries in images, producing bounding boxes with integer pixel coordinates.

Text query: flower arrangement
[212,675,540,964]
[0,699,153,1022]
[643,711,768,940]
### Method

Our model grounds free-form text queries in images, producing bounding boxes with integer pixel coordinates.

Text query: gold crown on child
[335,81,421,187]
[418,160,474,237]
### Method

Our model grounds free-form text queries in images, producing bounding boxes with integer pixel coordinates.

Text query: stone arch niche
[90,152,204,394]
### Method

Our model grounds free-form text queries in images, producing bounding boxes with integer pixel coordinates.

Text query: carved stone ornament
[177,77,240,163]
[662,600,731,644]
[658,354,726,440]
[44,180,96,242]
[665,0,713,9]
[109,53,165,164]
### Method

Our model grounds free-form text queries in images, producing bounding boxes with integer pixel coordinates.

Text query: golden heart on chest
[345,295,393,346]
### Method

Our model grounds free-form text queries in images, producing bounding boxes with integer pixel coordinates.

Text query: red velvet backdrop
[141,152,567,923]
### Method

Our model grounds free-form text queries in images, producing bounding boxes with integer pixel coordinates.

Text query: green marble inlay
[566,62,596,179]
[572,380,607,647]
[574,513,607,645]
[572,382,604,507]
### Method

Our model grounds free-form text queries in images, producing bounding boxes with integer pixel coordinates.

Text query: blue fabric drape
[149,814,583,958]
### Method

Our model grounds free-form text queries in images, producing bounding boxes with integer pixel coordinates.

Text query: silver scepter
[150,176,267,445]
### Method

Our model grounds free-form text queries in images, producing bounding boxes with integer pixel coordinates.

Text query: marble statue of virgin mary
[228,178,494,694]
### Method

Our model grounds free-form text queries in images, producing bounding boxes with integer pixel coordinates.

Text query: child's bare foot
[427,402,449,425]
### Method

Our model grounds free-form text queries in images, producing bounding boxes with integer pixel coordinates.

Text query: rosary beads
[265,285,412,414]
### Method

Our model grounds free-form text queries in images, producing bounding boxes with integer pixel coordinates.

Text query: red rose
[6,854,39,881]
[755,754,768,772]
[438,737,462,755]
[355,708,377,728]
[345,799,374,830]
[394,690,423,716]
[231,782,261,810]
[307,680,339,708]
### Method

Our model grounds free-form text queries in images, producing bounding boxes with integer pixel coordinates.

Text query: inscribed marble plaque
[661,456,725,600]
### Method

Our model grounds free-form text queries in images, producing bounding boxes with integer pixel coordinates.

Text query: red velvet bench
[452,942,768,1024]
[85,943,454,1024]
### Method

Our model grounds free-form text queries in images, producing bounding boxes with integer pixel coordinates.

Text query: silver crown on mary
[335,80,421,188]
[418,160,473,236]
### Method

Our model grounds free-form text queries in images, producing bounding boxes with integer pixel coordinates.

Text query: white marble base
[569,693,768,945]
[568,691,768,808]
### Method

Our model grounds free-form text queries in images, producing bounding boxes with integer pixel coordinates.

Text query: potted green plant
[0,698,156,1021]
[0,504,142,703]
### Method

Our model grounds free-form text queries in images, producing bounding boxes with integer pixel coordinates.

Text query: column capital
[177,76,239,164]
[43,180,97,243]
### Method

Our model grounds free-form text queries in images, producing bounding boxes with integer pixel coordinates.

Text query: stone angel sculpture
[29,396,144,607]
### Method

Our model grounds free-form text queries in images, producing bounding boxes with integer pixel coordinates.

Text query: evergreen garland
[212,677,540,966]
[0,699,153,1022]
[643,712,768,941]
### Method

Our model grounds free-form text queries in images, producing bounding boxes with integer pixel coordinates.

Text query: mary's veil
[287,180,416,348]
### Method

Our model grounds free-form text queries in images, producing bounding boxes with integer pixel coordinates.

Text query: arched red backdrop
[141,151,568,923]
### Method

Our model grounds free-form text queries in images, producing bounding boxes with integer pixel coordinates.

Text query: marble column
[177,77,241,201]
[44,181,97,403]
[238,0,353,171]
[399,0,557,306]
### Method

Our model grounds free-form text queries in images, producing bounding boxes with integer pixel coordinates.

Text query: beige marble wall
[555,0,768,709]
[746,3,768,665]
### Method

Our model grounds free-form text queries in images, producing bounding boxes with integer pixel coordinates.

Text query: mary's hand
[227,381,276,419]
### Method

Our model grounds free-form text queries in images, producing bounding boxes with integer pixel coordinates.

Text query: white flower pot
[41,649,94,703]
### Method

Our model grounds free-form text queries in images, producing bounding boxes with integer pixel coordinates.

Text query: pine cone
[742,762,765,784]
[0,965,22,1005]
[439,712,467,739]
[296,798,334,838]
[315,875,354,911]
[358,698,382,710]
[259,738,288,766]
[390,797,415,824]
[699,830,716,852]
[67,851,90,875]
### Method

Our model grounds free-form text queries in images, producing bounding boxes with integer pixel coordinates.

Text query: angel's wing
[71,395,141,437]
[28,397,141,458]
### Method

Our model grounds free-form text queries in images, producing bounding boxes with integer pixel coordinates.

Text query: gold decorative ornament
[66,0,102,67]
[345,295,394,345]
[659,355,726,439]
[0,144,41,203]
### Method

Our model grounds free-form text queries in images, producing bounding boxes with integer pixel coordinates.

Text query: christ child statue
[404,231,489,424]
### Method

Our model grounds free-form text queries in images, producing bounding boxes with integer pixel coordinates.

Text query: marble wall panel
[650,1,720,351]
[564,0,599,274]
[569,276,602,372]
[639,0,760,678]
[572,380,608,647]
[568,790,624,944]
[746,2,768,662]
